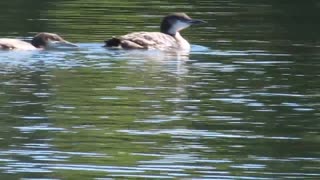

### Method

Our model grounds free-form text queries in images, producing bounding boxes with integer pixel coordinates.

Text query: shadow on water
[0,0,320,179]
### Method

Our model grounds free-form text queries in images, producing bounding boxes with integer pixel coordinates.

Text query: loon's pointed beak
[189,19,207,25]
[55,40,78,48]
[47,40,78,49]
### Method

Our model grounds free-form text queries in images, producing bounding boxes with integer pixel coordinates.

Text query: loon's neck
[173,32,190,50]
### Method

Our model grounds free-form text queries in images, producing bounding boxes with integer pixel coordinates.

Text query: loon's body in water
[104,13,205,51]
[0,32,77,50]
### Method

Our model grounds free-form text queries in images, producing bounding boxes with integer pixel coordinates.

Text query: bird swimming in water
[104,13,205,51]
[0,32,77,50]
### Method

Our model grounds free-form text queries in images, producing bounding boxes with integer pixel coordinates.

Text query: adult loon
[104,13,205,51]
[0,32,77,50]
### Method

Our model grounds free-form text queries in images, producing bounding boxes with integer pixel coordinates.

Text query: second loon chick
[104,13,205,51]
[0,32,77,50]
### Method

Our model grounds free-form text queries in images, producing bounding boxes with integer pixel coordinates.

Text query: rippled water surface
[0,0,320,179]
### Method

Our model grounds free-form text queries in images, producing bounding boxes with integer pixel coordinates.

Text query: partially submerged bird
[104,13,205,51]
[0,32,77,50]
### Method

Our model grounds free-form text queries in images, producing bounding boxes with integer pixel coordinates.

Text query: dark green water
[0,0,319,179]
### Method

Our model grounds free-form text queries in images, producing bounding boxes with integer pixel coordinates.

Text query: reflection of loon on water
[104,13,205,51]
[0,33,77,50]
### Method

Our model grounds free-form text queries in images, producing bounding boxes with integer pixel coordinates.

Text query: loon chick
[104,13,205,51]
[0,32,77,50]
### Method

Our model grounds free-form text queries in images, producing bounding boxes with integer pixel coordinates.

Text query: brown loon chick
[0,32,77,50]
[104,13,205,51]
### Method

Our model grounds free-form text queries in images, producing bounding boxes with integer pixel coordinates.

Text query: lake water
[0,0,319,179]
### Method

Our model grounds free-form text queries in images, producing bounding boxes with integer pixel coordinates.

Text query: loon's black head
[160,13,206,36]
[31,32,77,49]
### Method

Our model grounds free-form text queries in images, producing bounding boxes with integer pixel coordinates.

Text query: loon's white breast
[104,13,205,51]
